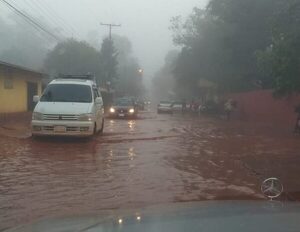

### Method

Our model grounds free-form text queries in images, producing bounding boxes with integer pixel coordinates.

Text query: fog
[50,0,207,78]
[2,0,288,100]
[1,0,207,79]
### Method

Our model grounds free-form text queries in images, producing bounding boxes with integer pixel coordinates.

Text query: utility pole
[100,23,121,40]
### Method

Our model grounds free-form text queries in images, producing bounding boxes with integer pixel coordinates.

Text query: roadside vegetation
[154,0,300,98]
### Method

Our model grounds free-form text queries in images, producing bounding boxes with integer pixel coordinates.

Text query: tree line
[167,0,300,97]
[45,36,145,97]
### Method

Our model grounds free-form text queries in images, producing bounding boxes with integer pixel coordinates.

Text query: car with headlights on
[109,98,138,118]
[31,75,104,137]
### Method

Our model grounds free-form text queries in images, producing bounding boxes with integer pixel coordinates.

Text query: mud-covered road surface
[1,111,300,229]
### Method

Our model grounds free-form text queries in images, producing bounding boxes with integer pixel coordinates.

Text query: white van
[31,78,104,137]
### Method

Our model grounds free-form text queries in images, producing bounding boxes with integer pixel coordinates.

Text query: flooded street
[1,111,300,229]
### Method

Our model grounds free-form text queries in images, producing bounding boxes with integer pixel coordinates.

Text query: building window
[4,76,13,89]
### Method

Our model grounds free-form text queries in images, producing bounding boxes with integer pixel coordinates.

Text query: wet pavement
[1,111,300,229]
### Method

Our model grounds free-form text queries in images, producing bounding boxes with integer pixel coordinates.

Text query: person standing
[190,100,194,112]
[224,99,233,120]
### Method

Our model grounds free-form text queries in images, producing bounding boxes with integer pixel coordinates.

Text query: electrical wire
[21,0,69,38]
[0,0,60,41]
[1,0,54,44]
[33,0,79,38]
[26,0,74,38]
[7,0,66,42]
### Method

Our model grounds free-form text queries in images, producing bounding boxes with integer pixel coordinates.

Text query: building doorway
[27,82,38,111]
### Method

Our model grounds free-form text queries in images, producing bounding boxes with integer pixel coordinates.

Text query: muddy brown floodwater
[1,111,300,230]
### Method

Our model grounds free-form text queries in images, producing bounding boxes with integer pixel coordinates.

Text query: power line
[31,0,76,37]
[10,0,68,40]
[1,2,47,44]
[33,0,79,38]
[21,0,70,38]
[0,0,60,41]
[10,0,79,40]
[100,23,121,40]
[1,0,54,43]
[1,0,60,41]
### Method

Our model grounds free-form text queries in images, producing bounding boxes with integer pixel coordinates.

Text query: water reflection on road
[1,112,300,229]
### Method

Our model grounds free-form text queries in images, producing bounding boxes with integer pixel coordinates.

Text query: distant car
[172,102,183,113]
[109,98,138,118]
[157,101,173,114]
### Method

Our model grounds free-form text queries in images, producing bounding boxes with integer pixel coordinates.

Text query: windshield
[114,98,134,106]
[2,0,300,231]
[40,84,92,103]
[160,101,172,105]
[173,102,182,105]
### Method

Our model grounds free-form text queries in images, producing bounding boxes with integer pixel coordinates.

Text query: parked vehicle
[109,98,138,118]
[157,101,173,114]
[172,102,183,113]
[31,76,104,137]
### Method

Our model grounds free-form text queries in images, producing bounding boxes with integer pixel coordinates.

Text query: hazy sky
[3,0,207,78]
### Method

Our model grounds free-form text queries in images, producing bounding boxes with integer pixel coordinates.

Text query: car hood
[34,102,92,115]
[5,201,300,232]
[112,105,134,109]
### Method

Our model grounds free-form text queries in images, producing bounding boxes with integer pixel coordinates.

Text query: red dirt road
[1,111,300,229]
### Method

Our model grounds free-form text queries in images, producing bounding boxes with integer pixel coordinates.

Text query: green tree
[170,0,275,93]
[152,50,178,100]
[44,39,101,77]
[257,0,300,96]
[112,35,145,97]
[117,57,145,97]
[112,35,132,63]
[98,38,118,87]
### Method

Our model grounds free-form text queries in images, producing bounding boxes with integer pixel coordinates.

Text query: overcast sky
[3,0,207,78]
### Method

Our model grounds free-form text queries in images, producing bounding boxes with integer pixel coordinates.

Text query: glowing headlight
[110,107,116,113]
[32,112,43,120]
[78,113,93,121]
[129,108,135,114]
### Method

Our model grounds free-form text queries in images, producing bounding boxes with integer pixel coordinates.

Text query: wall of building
[228,90,300,128]
[0,68,42,113]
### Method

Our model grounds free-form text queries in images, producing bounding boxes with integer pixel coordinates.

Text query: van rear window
[40,84,92,103]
